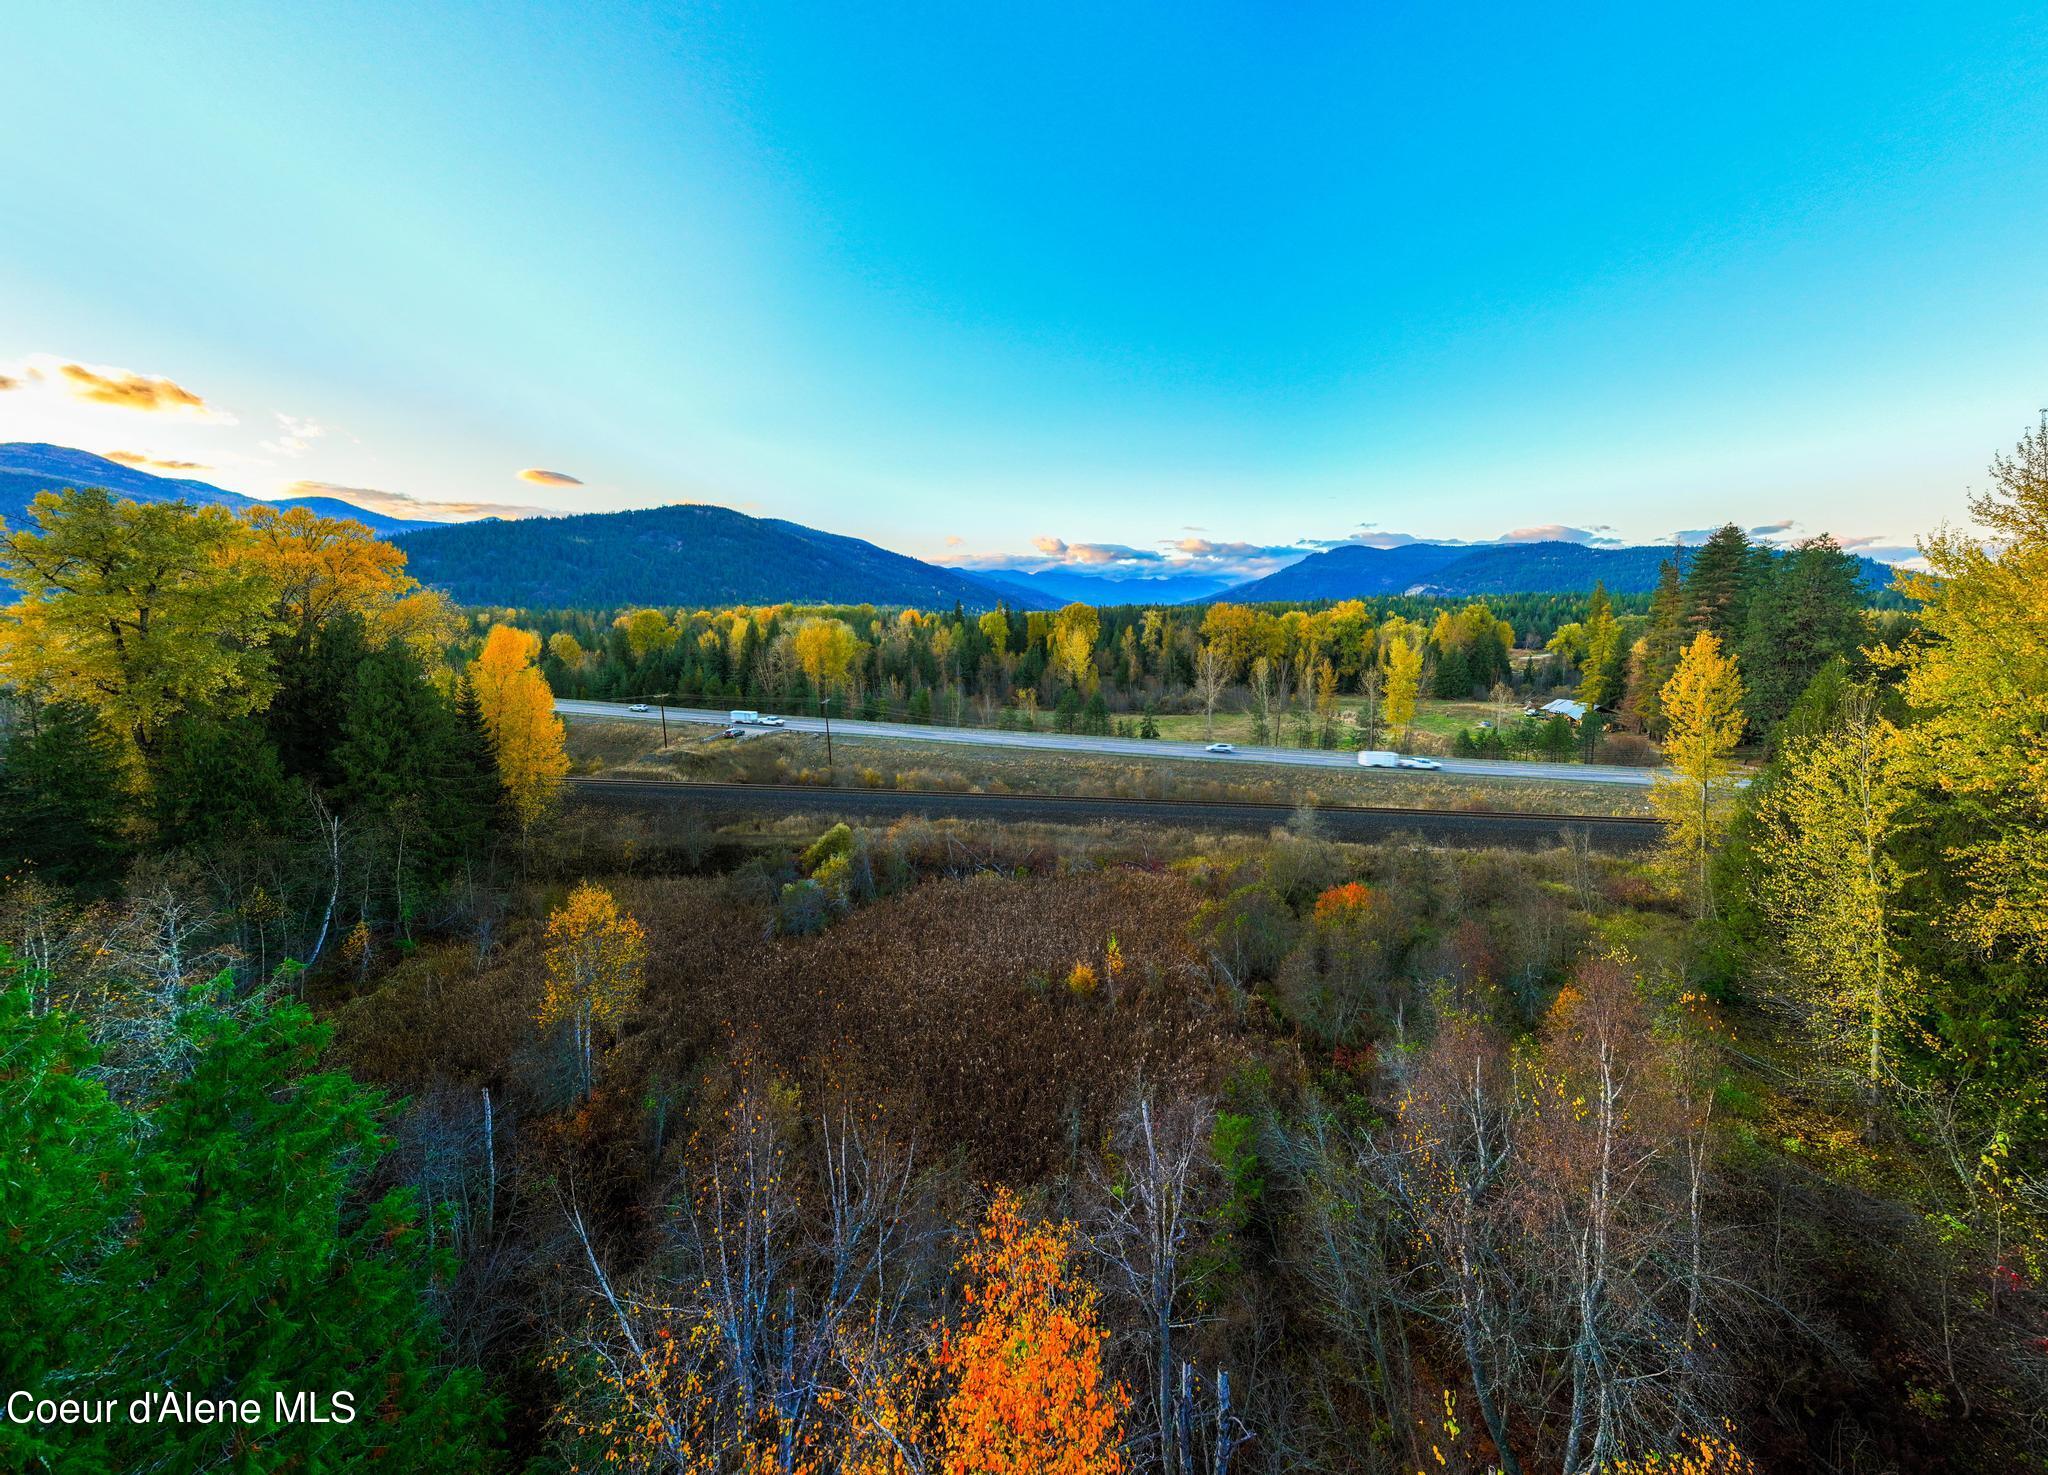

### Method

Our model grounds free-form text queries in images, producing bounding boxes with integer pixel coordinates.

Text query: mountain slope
[967,567,1236,607]
[0,443,440,534]
[392,503,1019,609]
[1219,539,1899,601]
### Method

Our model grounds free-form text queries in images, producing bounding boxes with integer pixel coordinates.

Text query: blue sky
[3,1,2043,581]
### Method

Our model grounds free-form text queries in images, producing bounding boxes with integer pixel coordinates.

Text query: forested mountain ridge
[1219,536,1901,601]
[0,443,436,535]
[392,502,1054,609]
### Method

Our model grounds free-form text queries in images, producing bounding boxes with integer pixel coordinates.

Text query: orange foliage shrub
[940,1190,1127,1475]
[1312,881,1375,922]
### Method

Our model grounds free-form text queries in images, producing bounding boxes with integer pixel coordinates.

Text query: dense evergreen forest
[1,419,2044,1474]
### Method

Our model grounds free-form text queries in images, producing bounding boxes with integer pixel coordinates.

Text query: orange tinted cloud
[517,467,583,486]
[60,361,215,415]
[0,374,20,391]
[105,450,212,471]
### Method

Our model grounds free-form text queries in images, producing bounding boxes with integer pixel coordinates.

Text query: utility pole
[657,697,668,748]
[821,694,833,769]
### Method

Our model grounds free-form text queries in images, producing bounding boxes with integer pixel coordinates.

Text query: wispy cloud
[58,360,227,419]
[0,374,21,392]
[1497,523,1623,546]
[261,411,326,457]
[944,533,1303,582]
[282,480,549,521]
[517,467,584,487]
[105,450,212,472]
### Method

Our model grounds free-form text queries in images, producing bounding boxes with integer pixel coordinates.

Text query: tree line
[518,532,1895,761]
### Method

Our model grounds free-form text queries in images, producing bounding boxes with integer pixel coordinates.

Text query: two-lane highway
[554,699,1664,788]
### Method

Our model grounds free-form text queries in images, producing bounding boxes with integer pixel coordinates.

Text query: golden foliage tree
[241,503,421,655]
[1652,632,1746,918]
[793,617,861,695]
[1051,603,1102,692]
[1382,633,1424,745]
[1886,414,2048,961]
[547,630,586,668]
[472,624,568,833]
[1755,694,1914,1131]
[613,607,677,661]
[538,882,648,1096]
[0,488,277,758]
[940,1189,1127,1475]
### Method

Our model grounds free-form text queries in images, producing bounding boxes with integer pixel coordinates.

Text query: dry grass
[562,718,1654,817]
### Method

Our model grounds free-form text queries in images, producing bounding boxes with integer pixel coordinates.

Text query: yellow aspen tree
[793,617,861,694]
[471,624,568,834]
[1382,636,1424,747]
[547,631,585,668]
[1755,695,1914,1134]
[1885,414,2048,961]
[1652,632,1746,919]
[538,882,648,1096]
[1050,602,1101,692]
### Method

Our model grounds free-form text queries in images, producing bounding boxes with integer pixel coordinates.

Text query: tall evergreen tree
[0,702,132,892]
[336,638,489,884]
[1629,559,1687,735]
[1683,523,1756,647]
[1739,535,1868,734]
[0,972,497,1473]
[148,711,292,851]
[269,609,370,788]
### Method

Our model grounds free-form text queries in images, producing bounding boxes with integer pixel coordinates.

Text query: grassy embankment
[562,719,1657,818]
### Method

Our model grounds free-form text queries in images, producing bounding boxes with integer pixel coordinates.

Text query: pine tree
[0,972,497,1473]
[1683,524,1756,647]
[0,970,134,1475]
[0,702,132,892]
[1629,560,1686,735]
[269,609,370,788]
[336,638,484,886]
[148,711,292,850]
[1739,535,1867,734]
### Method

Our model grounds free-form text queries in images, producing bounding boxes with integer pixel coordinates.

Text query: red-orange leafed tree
[940,1189,1128,1475]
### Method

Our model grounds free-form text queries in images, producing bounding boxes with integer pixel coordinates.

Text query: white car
[1206,742,1236,753]
[1397,756,1441,770]
[757,715,786,727]
[628,703,651,713]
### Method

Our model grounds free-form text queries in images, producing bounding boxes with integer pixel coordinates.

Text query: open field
[562,719,1659,818]
[1148,696,1521,751]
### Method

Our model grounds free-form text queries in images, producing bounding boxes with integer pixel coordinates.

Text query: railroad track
[565,777,1663,851]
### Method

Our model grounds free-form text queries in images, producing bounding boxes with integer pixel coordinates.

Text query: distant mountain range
[0,444,439,536]
[1216,538,1901,602]
[968,568,1237,607]
[391,505,1053,611]
[1,442,1905,610]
